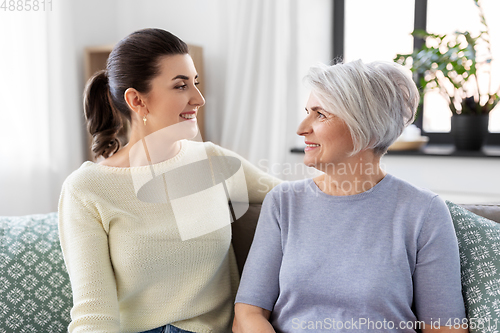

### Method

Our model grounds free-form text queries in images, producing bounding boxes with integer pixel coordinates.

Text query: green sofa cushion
[446,201,500,333]
[0,213,72,333]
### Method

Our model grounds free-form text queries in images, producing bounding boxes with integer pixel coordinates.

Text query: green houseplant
[394,0,499,150]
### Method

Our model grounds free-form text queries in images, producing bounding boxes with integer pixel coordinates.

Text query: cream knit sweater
[58,140,280,333]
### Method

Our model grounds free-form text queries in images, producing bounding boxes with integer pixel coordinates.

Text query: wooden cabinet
[84,44,116,82]
[83,44,206,161]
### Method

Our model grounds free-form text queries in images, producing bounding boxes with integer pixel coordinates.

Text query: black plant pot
[451,114,489,151]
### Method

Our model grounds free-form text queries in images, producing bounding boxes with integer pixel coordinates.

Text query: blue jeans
[138,324,194,333]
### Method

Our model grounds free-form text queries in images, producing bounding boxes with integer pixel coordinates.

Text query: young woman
[58,28,280,333]
[233,60,467,333]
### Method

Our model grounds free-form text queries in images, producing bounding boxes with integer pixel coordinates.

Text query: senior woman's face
[297,93,354,170]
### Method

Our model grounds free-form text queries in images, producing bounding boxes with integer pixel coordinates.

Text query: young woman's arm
[58,180,120,332]
[233,303,275,333]
[206,142,282,203]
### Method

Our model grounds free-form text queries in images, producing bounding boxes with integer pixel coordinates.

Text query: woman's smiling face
[297,92,354,171]
[143,54,205,133]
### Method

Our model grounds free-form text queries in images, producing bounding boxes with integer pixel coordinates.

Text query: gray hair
[304,59,419,156]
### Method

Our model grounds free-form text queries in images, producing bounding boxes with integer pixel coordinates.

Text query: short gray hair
[304,59,419,156]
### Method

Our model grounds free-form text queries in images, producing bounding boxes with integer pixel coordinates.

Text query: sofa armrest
[459,204,500,223]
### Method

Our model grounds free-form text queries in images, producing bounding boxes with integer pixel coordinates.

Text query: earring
[143,115,147,126]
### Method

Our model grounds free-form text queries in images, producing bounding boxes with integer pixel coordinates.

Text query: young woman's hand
[233,303,276,333]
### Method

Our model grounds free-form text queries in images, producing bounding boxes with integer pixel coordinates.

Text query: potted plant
[394,0,499,151]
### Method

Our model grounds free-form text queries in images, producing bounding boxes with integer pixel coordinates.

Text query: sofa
[0,203,499,333]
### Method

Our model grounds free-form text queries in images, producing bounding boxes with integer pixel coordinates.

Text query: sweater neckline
[307,173,392,201]
[83,139,190,173]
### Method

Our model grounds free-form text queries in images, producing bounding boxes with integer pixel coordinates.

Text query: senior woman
[233,60,467,333]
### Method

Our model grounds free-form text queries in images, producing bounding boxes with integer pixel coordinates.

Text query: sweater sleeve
[206,142,282,203]
[413,195,466,324]
[58,181,120,333]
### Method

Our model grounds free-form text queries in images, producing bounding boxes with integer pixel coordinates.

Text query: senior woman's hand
[233,303,276,333]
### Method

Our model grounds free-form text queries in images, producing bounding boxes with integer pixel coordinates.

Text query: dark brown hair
[84,28,189,158]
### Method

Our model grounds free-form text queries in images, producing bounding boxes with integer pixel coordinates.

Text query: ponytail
[83,70,123,159]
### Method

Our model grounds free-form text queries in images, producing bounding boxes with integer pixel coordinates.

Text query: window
[335,0,500,144]
[0,12,50,169]
[344,0,415,63]
[425,0,500,133]
[0,11,53,215]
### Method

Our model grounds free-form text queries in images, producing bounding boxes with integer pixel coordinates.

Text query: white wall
[283,0,332,180]
[381,155,500,204]
[68,0,121,155]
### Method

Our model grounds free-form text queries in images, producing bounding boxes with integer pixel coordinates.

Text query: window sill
[290,144,500,159]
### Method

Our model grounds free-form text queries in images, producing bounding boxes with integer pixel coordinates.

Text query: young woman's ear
[124,88,147,116]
